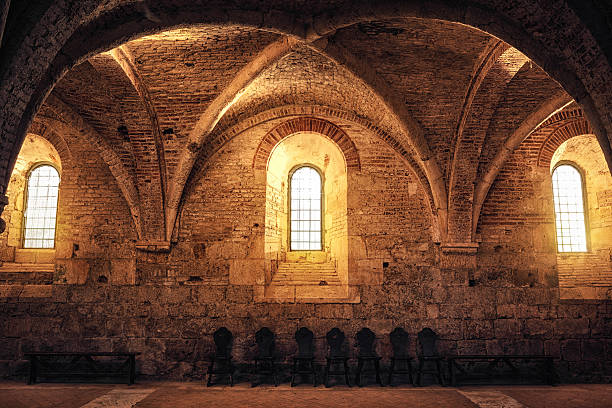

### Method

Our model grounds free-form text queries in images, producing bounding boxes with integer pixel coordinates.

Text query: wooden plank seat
[24,352,139,385]
[447,355,557,386]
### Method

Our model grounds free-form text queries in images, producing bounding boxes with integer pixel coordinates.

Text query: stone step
[269,280,342,285]
[277,263,336,268]
[273,273,340,278]
[272,260,339,285]
[263,283,350,302]
[272,274,339,278]
[272,276,340,286]
[274,270,337,274]
[274,270,338,275]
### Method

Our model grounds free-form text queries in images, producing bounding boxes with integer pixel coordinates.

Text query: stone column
[0,193,8,233]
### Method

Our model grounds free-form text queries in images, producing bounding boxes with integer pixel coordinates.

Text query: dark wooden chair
[416,327,444,386]
[354,327,383,387]
[324,328,351,387]
[252,327,279,387]
[291,327,317,386]
[388,327,414,386]
[207,327,235,386]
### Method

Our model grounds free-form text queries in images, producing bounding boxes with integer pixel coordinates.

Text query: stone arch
[537,118,593,168]
[263,130,350,302]
[211,105,434,212]
[472,92,574,236]
[27,119,74,169]
[180,104,439,241]
[253,117,361,171]
[0,129,64,258]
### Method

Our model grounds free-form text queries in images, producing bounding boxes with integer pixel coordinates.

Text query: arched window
[23,164,60,249]
[552,163,587,252]
[290,166,322,250]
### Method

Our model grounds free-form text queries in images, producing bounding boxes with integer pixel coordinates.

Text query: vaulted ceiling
[32,18,580,247]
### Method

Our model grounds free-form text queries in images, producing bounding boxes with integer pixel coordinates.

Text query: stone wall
[0,114,610,383]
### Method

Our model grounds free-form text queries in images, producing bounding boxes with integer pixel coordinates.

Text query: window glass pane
[290,166,322,250]
[552,164,587,252]
[23,165,60,249]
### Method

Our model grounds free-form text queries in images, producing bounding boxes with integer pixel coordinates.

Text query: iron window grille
[22,164,60,249]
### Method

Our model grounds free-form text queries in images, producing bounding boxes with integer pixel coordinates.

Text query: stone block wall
[0,114,610,383]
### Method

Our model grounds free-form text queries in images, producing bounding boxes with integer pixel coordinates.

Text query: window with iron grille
[290,166,322,250]
[552,163,588,252]
[23,164,60,249]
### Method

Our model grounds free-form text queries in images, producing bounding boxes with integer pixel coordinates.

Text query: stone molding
[252,116,361,171]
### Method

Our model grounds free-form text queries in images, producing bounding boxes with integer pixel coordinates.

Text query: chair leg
[408,360,414,386]
[273,363,279,387]
[324,359,331,388]
[436,359,444,386]
[417,358,424,386]
[251,360,258,388]
[207,360,214,387]
[28,356,37,385]
[355,359,363,387]
[344,359,351,387]
[375,359,383,386]
[291,360,297,387]
[388,359,395,386]
[311,360,317,387]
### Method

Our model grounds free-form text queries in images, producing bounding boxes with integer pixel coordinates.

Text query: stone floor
[1,382,611,408]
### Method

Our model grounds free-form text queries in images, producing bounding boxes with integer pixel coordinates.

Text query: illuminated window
[23,164,60,249]
[290,166,322,250]
[552,164,587,252]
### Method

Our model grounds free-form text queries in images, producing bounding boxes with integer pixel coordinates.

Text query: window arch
[552,163,588,252]
[289,165,322,251]
[22,164,60,249]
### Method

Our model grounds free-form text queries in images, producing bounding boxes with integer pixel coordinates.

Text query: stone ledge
[254,284,360,303]
[135,241,171,252]
[559,286,612,300]
[440,242,480,254]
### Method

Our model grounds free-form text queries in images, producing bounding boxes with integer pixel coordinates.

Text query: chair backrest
[355,327,377,356]
[213,327,233,358]
[417,327,438,357]
[295,327,314,357]
[389,327,410,358]
[255,327,275,358]
[326,327,346,357]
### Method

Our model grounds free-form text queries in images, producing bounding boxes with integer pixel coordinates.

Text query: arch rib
[44,94,143,238]
[110,45,168,204]
[448,46,528,243]
[472,91,573,235]
[253,117,361,171]
[165,35,300,241]
[309,37,448,240]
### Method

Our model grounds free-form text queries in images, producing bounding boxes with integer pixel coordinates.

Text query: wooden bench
[447,355,557,386]
[24,352,139,385]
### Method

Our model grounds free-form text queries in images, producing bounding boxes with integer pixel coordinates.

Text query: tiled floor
[0,382,611,408]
